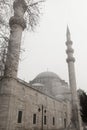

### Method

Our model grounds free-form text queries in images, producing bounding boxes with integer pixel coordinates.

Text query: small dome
[35,71,61,80]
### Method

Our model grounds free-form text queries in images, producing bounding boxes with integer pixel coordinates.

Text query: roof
[35,71,61,80]
[29,71,69,100]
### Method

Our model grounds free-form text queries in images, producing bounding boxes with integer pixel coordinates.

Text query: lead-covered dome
[29,71,70,100]
[35,71,61,80]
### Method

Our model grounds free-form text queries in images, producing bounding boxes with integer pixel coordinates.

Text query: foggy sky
[18,0,87,91]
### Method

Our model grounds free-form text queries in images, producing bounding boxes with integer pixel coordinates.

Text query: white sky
[18,0,87,91]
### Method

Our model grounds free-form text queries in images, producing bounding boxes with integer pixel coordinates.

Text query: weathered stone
[4,0,27,78]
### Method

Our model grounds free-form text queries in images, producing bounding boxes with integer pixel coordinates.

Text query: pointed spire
[66,25,71,41]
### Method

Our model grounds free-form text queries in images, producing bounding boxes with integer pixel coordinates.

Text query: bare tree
[0,0,44,78]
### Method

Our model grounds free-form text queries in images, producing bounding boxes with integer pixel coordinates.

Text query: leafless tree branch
[0,0,45,77]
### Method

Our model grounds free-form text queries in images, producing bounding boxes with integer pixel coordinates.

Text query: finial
[66,25,71,41]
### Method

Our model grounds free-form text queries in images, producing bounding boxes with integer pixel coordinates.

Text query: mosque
[0,0,82,130]
[0,28,72,130]
[0,69,72,130]
[0,23,72,130]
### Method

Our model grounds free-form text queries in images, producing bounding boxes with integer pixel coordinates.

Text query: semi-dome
[35,71,61,80]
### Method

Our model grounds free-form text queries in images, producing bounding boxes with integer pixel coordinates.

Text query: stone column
[4,0,27,78]
[65,26,82,130]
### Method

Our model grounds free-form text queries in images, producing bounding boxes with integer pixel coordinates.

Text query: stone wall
[0,78,71,130]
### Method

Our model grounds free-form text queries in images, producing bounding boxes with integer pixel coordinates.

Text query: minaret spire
[65,27,83,130]
[66,25,71,41]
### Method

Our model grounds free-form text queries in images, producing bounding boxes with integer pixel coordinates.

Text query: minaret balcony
[66,41,72,46]
[66,48,74,54]
[66,57,75,63]
[9,16,26,30]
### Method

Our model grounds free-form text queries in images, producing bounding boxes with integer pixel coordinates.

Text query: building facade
[0,71,71,130]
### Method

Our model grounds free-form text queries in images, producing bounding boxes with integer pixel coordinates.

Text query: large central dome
[35,71,61,79]
[30,71,69,100]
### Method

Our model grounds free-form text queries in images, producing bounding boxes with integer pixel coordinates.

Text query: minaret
[4,0,27,78]
[66,26,82,130]
[0,1,27,129]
